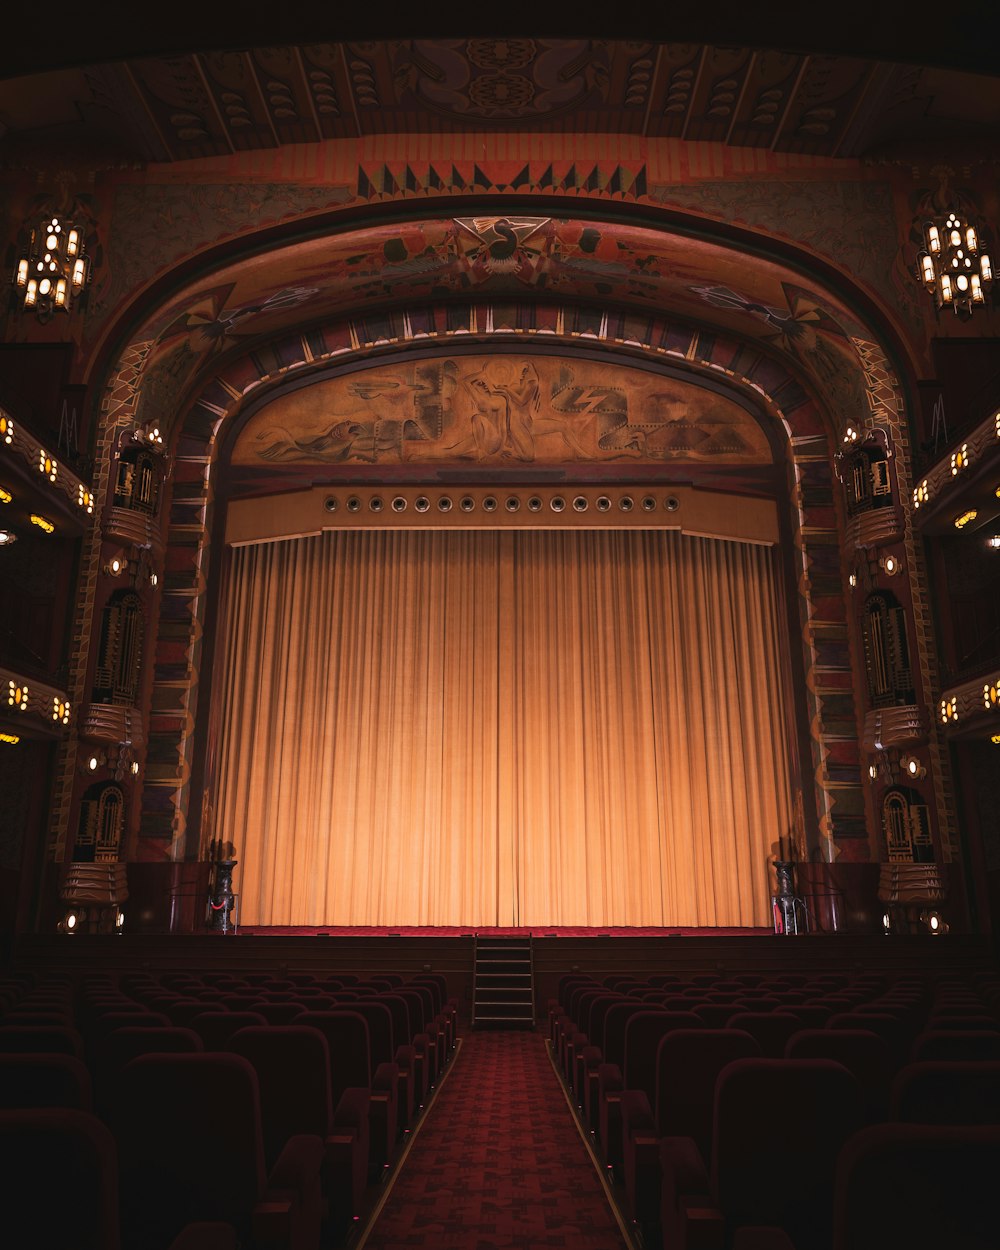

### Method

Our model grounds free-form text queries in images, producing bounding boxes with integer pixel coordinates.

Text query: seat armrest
[251,1199,294,1249]
[372,1060,399,1093]
[620,1089,655,1137]
[332,1086,370,1131]
[267,1132,324,1192]
[660,1135,709,1197]
[598,1062,623,1095]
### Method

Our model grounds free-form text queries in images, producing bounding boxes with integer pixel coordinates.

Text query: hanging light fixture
[11,215,92,321]
[916,211,993,317]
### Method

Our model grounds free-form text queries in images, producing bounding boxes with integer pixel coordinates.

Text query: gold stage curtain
[213,529,795,927]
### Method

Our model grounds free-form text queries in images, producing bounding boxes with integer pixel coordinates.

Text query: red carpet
[361,1030,631,1250]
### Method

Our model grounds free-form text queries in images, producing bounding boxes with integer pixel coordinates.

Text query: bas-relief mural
[231,355,771,467]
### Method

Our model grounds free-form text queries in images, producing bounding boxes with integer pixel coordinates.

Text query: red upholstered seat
[911,1030,1000,1062]
[111,1052,323,1250]
[295,1009,398,1174]
[189,1010,267,1051]
[726,1012,802,1059]
[0,1053,92,1110]
[0,1107,121,1250]
[890,1060,1000,1125]
[598,1010,702,1173]
[231,1024,369,1237]
[0,1024,84,1058]
[621,1027,760,1229]
[662,1058,864,1250]
[833,1124,1000,1250]
[785,1028,892,1122]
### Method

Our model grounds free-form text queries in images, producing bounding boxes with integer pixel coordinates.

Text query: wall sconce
[899,754,926,779]
[57,908,81,935]
[7,681,28,711]
[81,750,107,774]
[12,215,92,322]
[879,554,902,576]
[0,529,17,546]
[916,212,993,317]
[103,552,129,577]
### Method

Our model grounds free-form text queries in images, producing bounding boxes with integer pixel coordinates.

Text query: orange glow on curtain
[213,529,795,926]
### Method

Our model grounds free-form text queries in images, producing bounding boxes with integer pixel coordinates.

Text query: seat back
[112,1052,267,1250]
[786,1028,892,1122]
[0,1024,84,1058]
[712,1058,864,1250]
[726,1012,802,1059]
[295,1010,372,1103]
[231,1025,333,1167]
[601,1002,648,1068]
[190,1011,267,1051]
[833,1124,1000,1250]
[0,1053,92,1110]
[891,1061,1000,1125]
[623,1011,702,1098]
[0,1108,120,1250]
[655,1029,760,1159]
[912,1030,1000,1062]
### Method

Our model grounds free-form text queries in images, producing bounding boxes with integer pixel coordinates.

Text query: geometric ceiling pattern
[3,38,999,165]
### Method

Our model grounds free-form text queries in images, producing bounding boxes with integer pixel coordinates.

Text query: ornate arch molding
[51,212,949,896]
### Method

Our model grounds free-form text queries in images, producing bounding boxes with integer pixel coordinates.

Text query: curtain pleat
[214,528,794,926]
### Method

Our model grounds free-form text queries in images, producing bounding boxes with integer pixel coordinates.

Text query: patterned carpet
[361,1029,632,1250]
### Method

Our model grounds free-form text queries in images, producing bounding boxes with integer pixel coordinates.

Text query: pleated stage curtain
[213,529,795,927]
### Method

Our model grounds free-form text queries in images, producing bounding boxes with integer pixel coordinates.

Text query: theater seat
[662,1058,864,1250]
[231,1025,369,1238]
[890,1061,1000,1125]
[598,1011,701,1174]
[0,1107,120,1249]
[111,1052,324,1250]
[0,1053,92,1110]
[785,1029,892,1122]
[296,1009,398,1173]
[833,1124,1000,1250]
[0,1024,84,1058]
[911,1030,1000,1062]
[621,1028,760,1230]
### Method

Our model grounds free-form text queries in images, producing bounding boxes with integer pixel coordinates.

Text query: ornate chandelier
[916,211,993,317]
[11,216,92,320]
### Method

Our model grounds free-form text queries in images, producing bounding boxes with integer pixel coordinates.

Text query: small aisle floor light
[12,215,92,321]
[916,212,993,317]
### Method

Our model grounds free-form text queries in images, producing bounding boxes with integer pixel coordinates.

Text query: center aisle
[360,1029,632,1250]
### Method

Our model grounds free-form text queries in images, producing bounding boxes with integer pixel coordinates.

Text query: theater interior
[1,5,999,1248]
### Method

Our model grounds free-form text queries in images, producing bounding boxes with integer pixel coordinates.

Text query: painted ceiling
[1,37,998,166]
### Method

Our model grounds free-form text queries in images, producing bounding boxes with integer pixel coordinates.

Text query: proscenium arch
[146,309,856,867]
[58,208,948,893]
